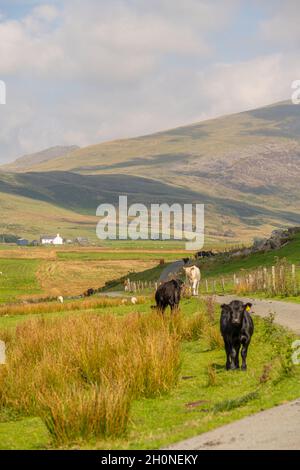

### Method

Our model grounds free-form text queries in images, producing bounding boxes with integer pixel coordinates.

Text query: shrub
[0,312,181,444]
[206,363,217,387]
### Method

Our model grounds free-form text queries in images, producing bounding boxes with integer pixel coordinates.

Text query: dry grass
[180,313,206,341]
[0,311,181,444]
[206,363,217,387]
[0,296,138,317]
[202,323,223,350]
[0,297,223,446]
[182,297,223,350]
[0,247,57,259]
[35,259,157,297]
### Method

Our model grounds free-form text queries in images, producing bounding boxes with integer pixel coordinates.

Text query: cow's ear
[221,303,230,312]
[244,302,252,312]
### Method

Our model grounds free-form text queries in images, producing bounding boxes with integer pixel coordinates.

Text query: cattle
[131,296,138,305]
[83,288,95,297]
[57,296,64,304]
[220,300,254,371]
[183,265,201,296]
[124,279,131,292]
[195,250,215,259]
[154,279,184,313]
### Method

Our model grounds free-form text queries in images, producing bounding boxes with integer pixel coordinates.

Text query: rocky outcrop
[229,227,300,258]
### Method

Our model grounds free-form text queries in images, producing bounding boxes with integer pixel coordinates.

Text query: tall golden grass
[0,311,181,444]
[0,297,222,446]
[0,296,145,318]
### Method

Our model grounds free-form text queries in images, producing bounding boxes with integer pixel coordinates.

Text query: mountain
[4,145,80,171]
[1,101,300,244]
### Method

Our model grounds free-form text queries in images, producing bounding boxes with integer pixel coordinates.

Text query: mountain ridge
[3,145,80,171]
[1,100,299,244]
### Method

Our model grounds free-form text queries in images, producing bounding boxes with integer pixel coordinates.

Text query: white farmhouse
[41,233,64,245]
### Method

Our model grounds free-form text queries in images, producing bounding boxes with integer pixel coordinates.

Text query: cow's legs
[157,302,166,315]
[241,343,249,370]
[192,280,198,296]
[230,345,238,370]
[224,340,231,370]
[234,343,241,369]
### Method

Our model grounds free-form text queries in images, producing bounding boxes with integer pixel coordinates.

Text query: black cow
[154,279,184,313]
[195,250,215,259]
[83,288,95,297]
[220,300,254,370]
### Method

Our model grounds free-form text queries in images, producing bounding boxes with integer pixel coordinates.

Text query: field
[106,232,300,300]
[0,239,299,450]
[0,245,187,302]
[0,296,299,450]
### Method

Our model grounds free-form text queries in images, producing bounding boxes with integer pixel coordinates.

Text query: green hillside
[1,101,300,243]
[0,191,97,240]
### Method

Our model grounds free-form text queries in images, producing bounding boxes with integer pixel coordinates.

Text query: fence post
[272,266,276,292]
[263,267,267,290]
[292,264,296,295]
[205,279,209,294]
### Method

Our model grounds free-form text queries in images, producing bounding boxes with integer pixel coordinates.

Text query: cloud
[0,1,298,162]
[0,0,215,80]
[259,1,300,47]
[195,54,300,118]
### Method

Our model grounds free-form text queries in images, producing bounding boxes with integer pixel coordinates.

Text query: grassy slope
[104,232,300,296]
[0,298,299,449]
[200,232,300,279]
[1,101,300,243]
[0,191,97,240]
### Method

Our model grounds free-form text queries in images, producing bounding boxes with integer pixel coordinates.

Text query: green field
[0,245,183,302]
[0,235,299,449]
[0,259,41,303]
[0,297,299,450]
[57,251,189,262]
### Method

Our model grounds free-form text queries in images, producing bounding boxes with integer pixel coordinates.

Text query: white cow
[183,265,201,296]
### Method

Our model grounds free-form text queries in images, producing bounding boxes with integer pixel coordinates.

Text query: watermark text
[96,196,204,250]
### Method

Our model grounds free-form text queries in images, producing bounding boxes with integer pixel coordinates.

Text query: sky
[0,0,299,162]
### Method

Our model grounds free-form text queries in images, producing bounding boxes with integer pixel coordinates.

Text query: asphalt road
[165,294,300,450]
[165,398,300,450]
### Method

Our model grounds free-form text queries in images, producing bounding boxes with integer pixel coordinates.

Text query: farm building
[40,233,64,245]
[17,238,29,246]
[75,237,89,246]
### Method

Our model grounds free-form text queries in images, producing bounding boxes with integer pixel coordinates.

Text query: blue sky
[0,0,299,162]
